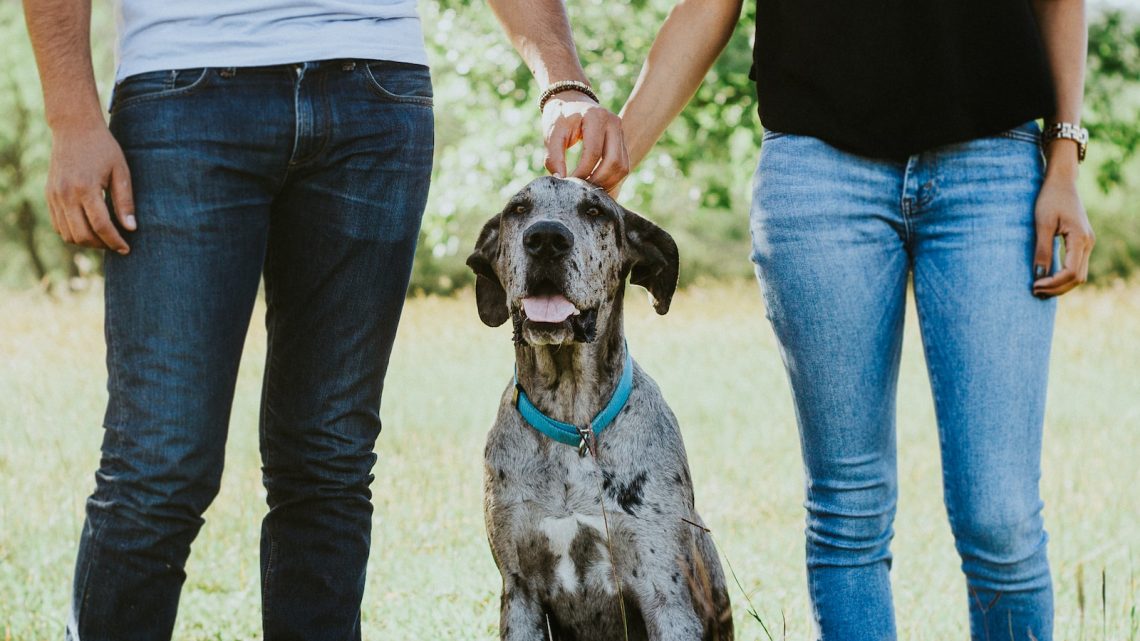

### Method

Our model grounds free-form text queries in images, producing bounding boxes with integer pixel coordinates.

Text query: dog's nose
[523,221,574,260]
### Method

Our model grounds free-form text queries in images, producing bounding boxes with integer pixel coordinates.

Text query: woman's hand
[542,91,628,194]
[1032,144,1094,298]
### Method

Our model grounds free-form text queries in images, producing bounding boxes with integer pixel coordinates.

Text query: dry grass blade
[596,471,629,641]
[682,518,775,641]
[1078,563,1086,641]
[1102,569,1108,641]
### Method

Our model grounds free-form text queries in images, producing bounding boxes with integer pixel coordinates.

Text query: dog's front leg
[642,597,704,641]
[499,580,548,641]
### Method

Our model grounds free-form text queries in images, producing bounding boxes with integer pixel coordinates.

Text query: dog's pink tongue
[522,296,579,323]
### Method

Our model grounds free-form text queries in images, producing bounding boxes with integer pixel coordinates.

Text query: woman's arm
[619,0,743,171]
[1030,0,1095,297]
[487,0,627,190]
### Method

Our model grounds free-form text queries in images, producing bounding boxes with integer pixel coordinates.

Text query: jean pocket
[110,68,211,114]
[761,129,788,142]
[362,61,433,107]
[997,121,1042,145]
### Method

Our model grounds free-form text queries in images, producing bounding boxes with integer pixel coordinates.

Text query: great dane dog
[466,176,732,640]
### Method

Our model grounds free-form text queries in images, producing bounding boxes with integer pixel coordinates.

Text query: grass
[0,281,1137,640]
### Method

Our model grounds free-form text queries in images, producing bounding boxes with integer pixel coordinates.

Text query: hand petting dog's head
[466,176,679,346]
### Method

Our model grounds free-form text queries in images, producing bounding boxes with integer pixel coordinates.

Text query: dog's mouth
[511,289,598,345]
[520,295,579,323]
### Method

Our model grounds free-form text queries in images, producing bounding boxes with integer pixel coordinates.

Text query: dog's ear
[622,207,679,315]
[465,214,510,327]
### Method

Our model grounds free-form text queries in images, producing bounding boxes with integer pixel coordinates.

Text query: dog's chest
[505,449,627,595]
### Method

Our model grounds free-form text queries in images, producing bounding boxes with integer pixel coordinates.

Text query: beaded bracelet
[538,80,599,111]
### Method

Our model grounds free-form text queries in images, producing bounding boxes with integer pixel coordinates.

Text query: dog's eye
[585,206,601,217]
[512,204,529,215]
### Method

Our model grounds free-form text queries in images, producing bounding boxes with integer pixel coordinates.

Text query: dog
[466,176,733,640]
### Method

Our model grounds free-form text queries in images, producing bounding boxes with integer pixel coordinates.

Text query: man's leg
[69,68,289,640]
[750,133,911,641]
[256,61,434,640]
[912,128,1055,641]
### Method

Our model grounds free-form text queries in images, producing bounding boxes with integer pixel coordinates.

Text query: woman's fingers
[1033,227,1095,298]
[586,117,630,191]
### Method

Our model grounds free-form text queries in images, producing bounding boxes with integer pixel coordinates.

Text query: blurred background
[0,1,1137,640]
[1,0,1136,295]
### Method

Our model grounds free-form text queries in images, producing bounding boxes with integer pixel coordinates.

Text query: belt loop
[219,67,236,79]
[341,61,357,72]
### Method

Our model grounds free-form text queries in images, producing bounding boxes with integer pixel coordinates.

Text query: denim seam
[287,70,334,168]
[362,64,434,107]
[72,455,118,634]
[912,279,959,539]
[998,130,1042,145]
[900,157,917,244]
[262,535,279,627]
[109,68,212,115]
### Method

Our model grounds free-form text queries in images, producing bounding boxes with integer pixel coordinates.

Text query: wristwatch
[1041,122,1089,162]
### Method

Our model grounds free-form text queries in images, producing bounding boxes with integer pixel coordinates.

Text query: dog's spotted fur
[468,177,732,641]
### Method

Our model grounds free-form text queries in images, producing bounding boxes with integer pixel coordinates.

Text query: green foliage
[1,2,1138,291]
[1086,10,1140,192]
[415,0,761,294]
[0,1,116,289]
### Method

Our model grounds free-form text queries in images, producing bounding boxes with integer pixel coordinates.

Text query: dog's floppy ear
[622,207,679,315]
[465,214,510,327]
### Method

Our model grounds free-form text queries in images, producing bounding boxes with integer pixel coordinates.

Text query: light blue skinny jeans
[750,122,1056,641]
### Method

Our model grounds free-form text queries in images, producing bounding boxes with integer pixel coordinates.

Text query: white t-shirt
[115,0,428,81]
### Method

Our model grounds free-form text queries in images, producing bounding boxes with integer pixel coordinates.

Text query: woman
[613,0,1094,639]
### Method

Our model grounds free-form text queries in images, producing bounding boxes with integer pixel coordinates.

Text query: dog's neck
[514,297,627,429]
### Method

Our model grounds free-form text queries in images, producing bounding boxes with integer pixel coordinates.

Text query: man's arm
[619,0,743,170]
[1030,0,1094,297]
[487,0,627,192]
[24,0,135,254]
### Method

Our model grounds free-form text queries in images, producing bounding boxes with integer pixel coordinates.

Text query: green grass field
[1,282,1137,640]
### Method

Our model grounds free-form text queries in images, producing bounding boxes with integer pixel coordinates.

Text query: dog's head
[466,176,679,346]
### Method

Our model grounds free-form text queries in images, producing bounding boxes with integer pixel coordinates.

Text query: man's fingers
[110,162,137,231]
[82,196,129,254]
[60,204,102,248]
[544,130,569,178]
[46,192,64,237]
[570,117,605,180]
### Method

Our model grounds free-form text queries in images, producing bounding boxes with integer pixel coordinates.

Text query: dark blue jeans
[68,60,434,641]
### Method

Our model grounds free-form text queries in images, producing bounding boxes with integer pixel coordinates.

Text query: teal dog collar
[514,346,633,455]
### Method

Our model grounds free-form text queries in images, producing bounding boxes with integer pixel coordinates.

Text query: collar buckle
[577,425,597,458]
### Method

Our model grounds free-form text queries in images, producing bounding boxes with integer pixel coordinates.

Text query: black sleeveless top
[749,0,1057,159]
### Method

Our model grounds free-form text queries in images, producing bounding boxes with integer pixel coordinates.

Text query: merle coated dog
[466,176,732,640]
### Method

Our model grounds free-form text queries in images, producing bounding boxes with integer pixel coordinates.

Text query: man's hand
[541,91,629,196]
[46,123,136,254]
[1032,160,1094,298]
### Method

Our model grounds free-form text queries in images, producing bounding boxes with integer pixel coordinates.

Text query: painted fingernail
[1034,265,1046,279]
[126,215,137,229]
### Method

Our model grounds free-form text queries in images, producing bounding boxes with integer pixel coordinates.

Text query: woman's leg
[910,124,1056,641]
[750,133,910,641]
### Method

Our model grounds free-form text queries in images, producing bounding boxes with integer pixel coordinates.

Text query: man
[23,1,621,638]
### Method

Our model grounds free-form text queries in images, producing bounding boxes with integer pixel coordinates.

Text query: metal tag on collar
[577,425,597,458]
